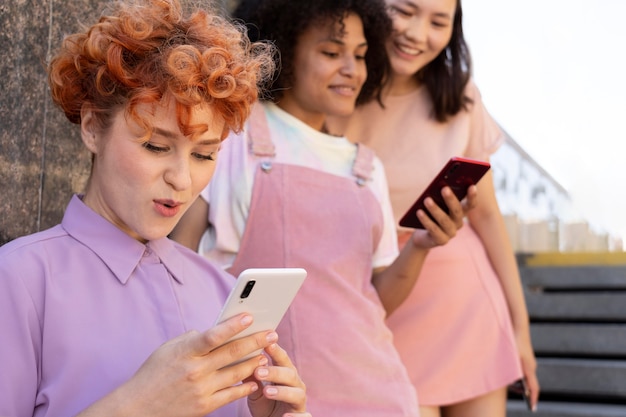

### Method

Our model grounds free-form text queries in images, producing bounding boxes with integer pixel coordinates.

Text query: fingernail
[266,331,278,343]
[257,367,269,377]
[241,315,253,326]
[266,386,278,396]
[259,356,269,366]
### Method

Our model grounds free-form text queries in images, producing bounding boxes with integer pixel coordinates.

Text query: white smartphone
[213,267,307,365]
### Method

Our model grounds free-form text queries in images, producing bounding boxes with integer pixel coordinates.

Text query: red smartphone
[398,156,491,229]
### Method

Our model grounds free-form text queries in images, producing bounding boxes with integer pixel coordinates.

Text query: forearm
[469,187,539,402]
[372,181,478,316]
[468,205,530,333]
[372,242,429,316]
[373,185,475,316]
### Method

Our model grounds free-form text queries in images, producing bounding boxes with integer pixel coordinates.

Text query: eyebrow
[327,37,368,49]
[399,0,419,11]
[402,0,453,19]
[153,127,221,144]
[433,11,453,19]
[153,127,178,139]
[195,138,222,145]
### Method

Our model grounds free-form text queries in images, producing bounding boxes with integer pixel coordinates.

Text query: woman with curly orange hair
[0,1,309,416]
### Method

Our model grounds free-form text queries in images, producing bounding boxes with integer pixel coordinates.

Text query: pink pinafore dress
[227,106,419,417]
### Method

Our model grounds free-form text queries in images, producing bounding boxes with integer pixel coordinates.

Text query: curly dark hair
[232,0,391,106]
[417,0,473,122]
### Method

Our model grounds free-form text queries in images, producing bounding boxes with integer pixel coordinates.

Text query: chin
[332,105,356,118]
[391,62,418,77]
[388,53,416,68]
[139,226,173,242]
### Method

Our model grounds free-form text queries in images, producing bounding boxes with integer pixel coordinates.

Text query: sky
[463,0,626,243]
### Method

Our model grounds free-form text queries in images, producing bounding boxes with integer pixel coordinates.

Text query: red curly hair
[48,0,274,140]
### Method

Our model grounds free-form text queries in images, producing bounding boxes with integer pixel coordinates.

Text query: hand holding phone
[399,157,490,229]
[509,378,533,412]
[213,267,307,366]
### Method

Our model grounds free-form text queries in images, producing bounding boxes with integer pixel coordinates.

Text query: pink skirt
[387,226,522,406]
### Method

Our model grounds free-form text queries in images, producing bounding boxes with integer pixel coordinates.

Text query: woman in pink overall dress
[328,0,540,416]
[171,1,475,415]
[224,103,418,415]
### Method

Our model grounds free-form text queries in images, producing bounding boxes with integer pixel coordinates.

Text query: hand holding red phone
[399,157,489,230]
[408,184,478,248]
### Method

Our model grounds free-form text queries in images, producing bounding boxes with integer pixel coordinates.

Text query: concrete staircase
[507,252,626,417]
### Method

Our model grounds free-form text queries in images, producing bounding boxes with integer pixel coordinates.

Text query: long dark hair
[232,0,391,106]
[418,0,472,122]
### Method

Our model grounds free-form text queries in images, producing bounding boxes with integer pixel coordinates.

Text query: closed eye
[142,142,168,153]
[193,152,215,161]
[390,6,412,17]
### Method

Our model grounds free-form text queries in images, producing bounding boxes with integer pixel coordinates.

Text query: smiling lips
[394,41,422,57]
[330,84,358,97]
[154,199,182,217]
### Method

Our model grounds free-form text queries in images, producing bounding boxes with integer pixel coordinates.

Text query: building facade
[492,128,621,252]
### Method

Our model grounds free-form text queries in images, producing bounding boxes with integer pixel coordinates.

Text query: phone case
[398,156,491,229]
[214,267,307,365]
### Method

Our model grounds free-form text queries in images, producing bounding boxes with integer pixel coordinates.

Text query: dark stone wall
[0,0,231,246]
[0,0,106,246]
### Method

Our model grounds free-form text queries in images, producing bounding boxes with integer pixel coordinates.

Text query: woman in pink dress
[330,0,540,416]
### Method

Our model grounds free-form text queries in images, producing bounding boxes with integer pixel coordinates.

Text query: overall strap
[352,143,375,186]
[248,103,373,184]
[247,103,275,172]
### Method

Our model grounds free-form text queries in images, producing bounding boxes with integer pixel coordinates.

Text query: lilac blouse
[0,195,242,417]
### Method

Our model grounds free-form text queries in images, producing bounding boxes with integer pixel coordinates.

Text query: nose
[339,56,359,78]
[404,16,427,43]
[164,156,192,191]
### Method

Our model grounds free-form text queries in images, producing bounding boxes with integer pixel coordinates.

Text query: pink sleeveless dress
[344,82,522,405]
[226,106,420,416]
